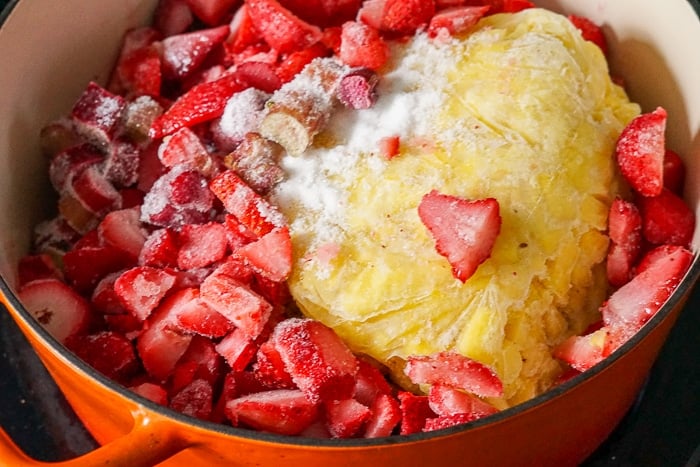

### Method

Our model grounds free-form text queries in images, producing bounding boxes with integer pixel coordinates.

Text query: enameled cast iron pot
[1,0,699,465]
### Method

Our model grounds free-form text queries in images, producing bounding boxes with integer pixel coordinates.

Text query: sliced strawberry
[339,21,389,71]
[615,107,667,197]
[363,393,401,438]
[224,213,258,250]
[568,15,608,55]
[209,169,286,237]
[353,358,393,407]
[17,254,62,287]
[150,71,248,139]
[606,197,642,287]
[70,82,126,148]
[157,127,214,175]
[91,271,128,315]
[63,245,134,293]
[553,328,608,372]
[154,0,195,36]
[171,335,224,392]
[663,149,686,194]
[18,279,91,344]
[200,268,273,338]
[170,378,214,420]
[427,384,498,419]
[139,228,180,268]
[114,266,178,321]
[423,413,475,432]
[271,318,359,403]
[97,208,147,262]
[186,0,239,25]
[216,327,259,371]
[253,340,296,389]
[324,398,372,438]
[237,227,292,282]
[418,190,501,283]
[226,388,319,435]
[130,382,169,405]
[397,391,435,435]
[405,351,503,398]
[638,188,695,247]
[427,6,490,39]
[275,42,329,84]
[173,288,235,338]
[66,331,139,384]
[176,222,230,270]
[161,25,230,81]
[227,4,262,53]
[244,0,323,54]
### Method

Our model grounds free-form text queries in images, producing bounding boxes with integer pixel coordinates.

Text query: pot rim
[1,0,700,449]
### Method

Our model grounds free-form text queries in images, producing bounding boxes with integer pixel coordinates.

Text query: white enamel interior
[1,0,699,293]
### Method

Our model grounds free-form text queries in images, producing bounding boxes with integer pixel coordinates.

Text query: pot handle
[0,408,192,466]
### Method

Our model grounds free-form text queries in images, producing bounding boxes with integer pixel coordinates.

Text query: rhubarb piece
[211,88,270,152]
[337,67,378,109]
[70,82,126,149]
[224,132,285,194]
[101,139,141,188]
[49,143,104,194]
[71,166,123,216]
[39,120,83,159]
[121,96,164,142]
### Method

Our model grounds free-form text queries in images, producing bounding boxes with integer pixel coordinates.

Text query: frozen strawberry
[337,67,379,110]
[405,351,503,398]
[226,388,319,435]
[137,143,168,193]
[71,166,123,216]
[170,378,214,420]
[97,208,147,261]
[371,0,436,36]
[253,340,296,389]
[216,327,259,371]
[251,275,293,308]
[91,271,128,315]
[423,413,475,432]
[237,227,292,282]
[154,0,194,36]
[245,0,323,54]
[227,4,262,53]
[271,318,359,403]
[49,144,104,194]
[606,197,642,287]
[236,61,283,93]
[427,383,498,420]
[501,0,535,13]
[171,335,224,391]
[113,43,163,98]
[130,382,169,405]
[353,359,393,406]
[275,42,330,84]
[602,245,693,352]
[663,149,686,194]
[161,25,230,81]
[104,312,143,336]
[176,222,229,269]
[17,254,61,287]
[150,71,248,139]
[157,127,214,175]
[210,169,286,237]
[186,0,239,25]
[66,331,139,384]
[324,398,371,438]
[398,391,435,435]
[553,328,608,372]
[139,228,180,268]
[200,268,273,338]
[70,82,126,149]
[615,107,667,197]
[638,188,695,247]
[18,279,91,344]
[63,245,134,293]
[223,214,258,250]
[172,288,235,338]
[363,393,401,438]
[114,266,178,321]
[339,21,389,71]
[418,191,501,283]
[568,15,608,55]
[427,6,490,39]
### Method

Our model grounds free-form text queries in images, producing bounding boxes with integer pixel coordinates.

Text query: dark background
[1,0,700,465]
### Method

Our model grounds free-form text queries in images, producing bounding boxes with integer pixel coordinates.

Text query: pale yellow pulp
[272,9,640,406]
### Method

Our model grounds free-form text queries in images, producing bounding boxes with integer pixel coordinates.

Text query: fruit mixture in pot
[15,0,695,438]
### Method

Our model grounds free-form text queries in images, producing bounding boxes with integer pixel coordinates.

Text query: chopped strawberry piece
[104,312,143,337]
[150,71,248,138]
[66,331,139,384]
[277,0,361,27]
[237,227,292,282]
[363,393,401,438]
[271,318,359,403]
[615,107,667,197]
[397,391,435,435]
[91,272,128,315]
[253,340,296,389]
[663,149,686,194]
[378,135,400,159]
[154,0,195,36]
[216,327,259,371]
[638,188,695,247]
[427,384,498,419]
[236,60,283,93]
[553,328,608,372]
[97,208,147,262]
[171,335,224,392]
[209,169,286,237]
[568,15,608,55]
[18,279,91,343]
[275,42,330,84]
[223,214,258,250]
[353,359,393,407]
[63,245,134,293]
[324,398,372,438]
[245,0,323,54]
[339,21,389,71]
[227,4,262,53]
[418,190,501,283]
[500,0,535,13]
[226,388,319,435]
[606,197,642,287]
[427,6,490,39]
[17,254,61,287]
[139,228,180,268]
[158,127,214,175]
[70,82,126,148]
[337,67,379,110]
[114,44,163,97]
[173,288,235,338]
[170,378,214,420]
[186,0,239,25]
[251,275,293,308]
[200,268,273,338]
[423,413,475,432]
[71,166,123,216]
[114,266,178,321]
[130,382,169,405]
[176,222,230,269]
[161,25,230,81]
[49,144,104,194]
[359,0,435,36]
[405,351,503,398]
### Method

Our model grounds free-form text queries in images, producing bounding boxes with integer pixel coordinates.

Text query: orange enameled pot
[1,0,699,465]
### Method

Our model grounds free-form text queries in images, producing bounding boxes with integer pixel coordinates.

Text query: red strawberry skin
[638,188,695,247]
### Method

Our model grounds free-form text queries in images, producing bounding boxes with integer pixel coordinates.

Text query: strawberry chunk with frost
[553,328,608,372]
[114,266,178,321]
[150,71,248,139]
[353,359,393,406]
[271,318,359,403]
[398,391,435,435]
[176,222,229,269]
[501,0,535,13]
[71,166,123,216]
[112,42,162,98]
[18,279,90,344]
[275,42,330,84]
[606,197,642,287]
[568,15,608,55]
[98,208,147,262]
[237,227,292,282]
[130,382,169,406]
[186,0,239,26]
[663,149,686,194]
[236,61,282,93]
[423,413,475,432]
[427,6,490,39]
[638,188,695,247]
[171,335,224,392]
[137,143,167,193]
[427,384,498,419]
[157,127,214,175]
[245,0,323,54]
[91,272,127,315]
[366,0,436,36]
[405,351,503,398]
[170,378,214,420]
[17,254,62,287]
[161,25,230,81]
[615,107,667,197]
[200,267,273,338]
[63,245,134,293]
[139,228,180,268]
[154,0,194,36]
[324,398,372,438]
[211,88,270,152]
[339,21,389,71]
[418,190,501,283]
[364,393,401,438]
[226,388,319,435]
[216,327,258,371]
[49,144,103,194]
[209,169,286,237]
[70,82,125,149]
[253,340,296,389]
[66,331,139,384]
[173,288,235,338]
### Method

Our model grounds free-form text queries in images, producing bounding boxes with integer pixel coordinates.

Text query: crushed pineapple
[271,9,640,406]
